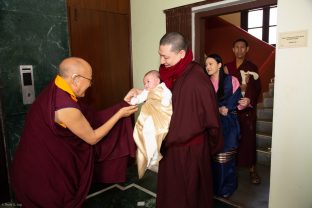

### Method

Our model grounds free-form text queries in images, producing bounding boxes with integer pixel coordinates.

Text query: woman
[205,54,243,198]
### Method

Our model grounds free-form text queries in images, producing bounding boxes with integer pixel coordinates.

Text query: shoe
[250,171,261,184]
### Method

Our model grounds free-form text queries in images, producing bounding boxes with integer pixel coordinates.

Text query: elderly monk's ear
[71,74,80,87]
[70,74,80,96]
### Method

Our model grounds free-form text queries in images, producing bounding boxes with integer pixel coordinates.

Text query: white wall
[130,0,203,89]
[269,0,312,207]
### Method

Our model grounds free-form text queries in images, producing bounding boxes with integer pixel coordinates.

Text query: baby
[130,70,171,106]
[131,70,172,178]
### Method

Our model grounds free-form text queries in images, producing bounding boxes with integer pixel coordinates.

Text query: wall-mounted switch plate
[19,65,35,105]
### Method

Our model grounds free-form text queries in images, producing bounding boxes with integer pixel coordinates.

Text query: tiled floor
[84,167,157,208]
[2,164,269,208]
[84,164,270,208]
[224,165,271,208]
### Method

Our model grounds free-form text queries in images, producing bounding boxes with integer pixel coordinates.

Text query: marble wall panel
[0,0,69,161]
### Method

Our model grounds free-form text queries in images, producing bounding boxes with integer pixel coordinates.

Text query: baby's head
[143,70,160,90]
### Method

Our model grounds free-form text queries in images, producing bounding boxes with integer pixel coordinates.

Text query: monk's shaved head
[58,57,93,97]
[58,57,92,79]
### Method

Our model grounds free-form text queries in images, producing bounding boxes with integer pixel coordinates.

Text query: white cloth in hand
[240,70,259,84]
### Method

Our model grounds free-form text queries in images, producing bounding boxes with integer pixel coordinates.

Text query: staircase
[256,80,274,166]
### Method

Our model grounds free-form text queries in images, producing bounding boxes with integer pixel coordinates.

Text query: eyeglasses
[72,74,93,86]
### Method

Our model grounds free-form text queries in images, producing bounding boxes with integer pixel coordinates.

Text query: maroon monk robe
[226,60,261,167]
[157,62,223,208]
[92,102,136,183]
[11,79,135,208]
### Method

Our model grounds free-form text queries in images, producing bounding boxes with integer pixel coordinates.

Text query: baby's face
[143,74,160,90]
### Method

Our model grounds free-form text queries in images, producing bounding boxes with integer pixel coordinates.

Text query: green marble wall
[0,0,69,161]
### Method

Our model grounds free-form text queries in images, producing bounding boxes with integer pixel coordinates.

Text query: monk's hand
[238,97,251,107]
[124,88,143,104]
[240,84,247,92]
[245,74,250,84]
[118,105,138,118]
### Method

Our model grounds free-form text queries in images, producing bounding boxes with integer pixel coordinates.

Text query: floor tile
[85,164,240,208]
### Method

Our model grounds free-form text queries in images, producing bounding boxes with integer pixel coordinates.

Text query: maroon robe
[10,79,135,208]
[156,62,223,208]
[93,103,136,183]
[226,60,261,167]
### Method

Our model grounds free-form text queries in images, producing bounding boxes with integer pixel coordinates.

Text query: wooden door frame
[192,0,277,64]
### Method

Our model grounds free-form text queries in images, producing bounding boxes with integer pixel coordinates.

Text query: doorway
[191,0,276,207]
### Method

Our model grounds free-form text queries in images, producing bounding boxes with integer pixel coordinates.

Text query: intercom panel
[19,65,35,104]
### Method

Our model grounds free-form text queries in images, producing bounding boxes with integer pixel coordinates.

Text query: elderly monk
[11,57,138,207]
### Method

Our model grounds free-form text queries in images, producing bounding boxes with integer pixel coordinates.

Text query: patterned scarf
[159,50,193,90]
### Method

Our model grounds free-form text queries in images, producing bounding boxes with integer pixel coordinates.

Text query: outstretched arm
[55,105,138,145]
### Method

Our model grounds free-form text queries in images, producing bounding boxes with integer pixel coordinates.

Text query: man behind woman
[225,38,261,184]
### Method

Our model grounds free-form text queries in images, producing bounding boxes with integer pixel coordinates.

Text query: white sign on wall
[278,30,308,48]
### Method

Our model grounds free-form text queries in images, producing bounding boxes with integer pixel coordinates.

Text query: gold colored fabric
[54,75,77,102]
[54,75,77,128]
[133,84,172,178]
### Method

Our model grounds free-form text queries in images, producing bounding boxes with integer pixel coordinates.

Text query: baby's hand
[130,97,138,105]
[124,88,142,104]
